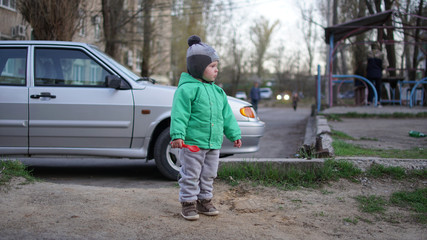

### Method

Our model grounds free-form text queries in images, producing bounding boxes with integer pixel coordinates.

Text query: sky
[226,0,325,73]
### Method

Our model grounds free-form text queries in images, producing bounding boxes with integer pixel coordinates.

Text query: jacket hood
[178,72,213,87]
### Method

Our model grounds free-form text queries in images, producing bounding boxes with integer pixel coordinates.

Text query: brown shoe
[181,202,199,221]
[197,199,219,216]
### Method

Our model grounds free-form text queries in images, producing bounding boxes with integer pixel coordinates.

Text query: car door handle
[30,92,56,99]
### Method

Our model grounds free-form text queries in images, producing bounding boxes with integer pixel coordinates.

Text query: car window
[0,48,27,86]
[35,48,112,87]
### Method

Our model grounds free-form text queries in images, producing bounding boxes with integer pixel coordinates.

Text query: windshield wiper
[136,77,156,84]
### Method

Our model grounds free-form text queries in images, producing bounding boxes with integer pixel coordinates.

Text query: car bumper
[220,120,265,155]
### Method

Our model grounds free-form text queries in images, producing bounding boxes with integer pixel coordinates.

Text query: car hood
[133,83,255,120]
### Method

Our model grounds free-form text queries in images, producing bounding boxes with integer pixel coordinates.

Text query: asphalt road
[18,107,311,184]
[237,106,311,158]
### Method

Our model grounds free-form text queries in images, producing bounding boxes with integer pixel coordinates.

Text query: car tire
[154,127,180,180]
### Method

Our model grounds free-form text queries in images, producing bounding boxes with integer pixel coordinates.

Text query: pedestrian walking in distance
[250,82,261,112]
[292,92,299,111]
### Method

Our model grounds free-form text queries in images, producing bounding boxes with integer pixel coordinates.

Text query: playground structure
[316,9,426,111]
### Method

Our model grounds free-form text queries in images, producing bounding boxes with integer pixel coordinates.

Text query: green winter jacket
[170,72,241,149]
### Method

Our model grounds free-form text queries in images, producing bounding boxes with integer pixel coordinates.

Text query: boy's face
[202,61,219,82]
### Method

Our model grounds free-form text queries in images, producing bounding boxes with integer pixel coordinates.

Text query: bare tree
[101,0,125,59]
[141,0,155,77]
[250,16,280,79]
[365,0,397,77]
[299,3,319,74]
[228,29,244,96]
[170,0,210,85]
[17,0,81,40]
[410,0,424,80]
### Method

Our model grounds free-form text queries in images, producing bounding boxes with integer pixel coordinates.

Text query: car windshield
[91,46,141,82]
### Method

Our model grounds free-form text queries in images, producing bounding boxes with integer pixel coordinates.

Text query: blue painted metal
[329,34,334,107]
[332,74,378,107]
[409,77,427,108]
[332,80,353,84]
[317,65,321,112]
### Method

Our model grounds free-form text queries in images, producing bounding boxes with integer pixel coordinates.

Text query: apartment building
[0,0,172,84]
[0,1,31,40]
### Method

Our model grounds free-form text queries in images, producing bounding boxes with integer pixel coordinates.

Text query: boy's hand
[170,139,184,148]
[233,139,242,148]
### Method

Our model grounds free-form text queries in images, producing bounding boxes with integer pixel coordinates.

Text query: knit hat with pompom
[186,35,219,79]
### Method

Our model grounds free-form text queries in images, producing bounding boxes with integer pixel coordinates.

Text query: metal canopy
[324,10,394,44]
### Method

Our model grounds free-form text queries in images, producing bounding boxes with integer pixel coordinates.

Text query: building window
[79,18,86,37]
[1,0,16,10]
[92,15,101,40]
[78,8,86,37]
[95,24,100,40]
[136,50,142,71]
[127,50,133,67]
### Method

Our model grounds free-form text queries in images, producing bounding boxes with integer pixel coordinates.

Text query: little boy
[170,35,242,221]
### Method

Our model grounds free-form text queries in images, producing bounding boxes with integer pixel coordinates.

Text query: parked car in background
[235,91,247,100]
[260,87,273,99]
[0,41,265,180]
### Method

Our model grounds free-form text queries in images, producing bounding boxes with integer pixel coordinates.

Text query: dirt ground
[1,117,426,240]
[327,118,427,150]
[0,174,426,240]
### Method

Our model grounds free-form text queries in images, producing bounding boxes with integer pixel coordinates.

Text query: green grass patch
[355,189,427,224]
[218,162,321,189]
[332,130,356,140]
[217,159,362,189]
[408,168,427,179]
[0,160,36,186]
[324,114,342,122]
[332,139,374,156]
[355,195,387,213]
[218,160,424,189]
[367,164,407,180]
[323,159,363,180]
[390,188,427,224]
[359,137,379,141]
[332,139,427,159]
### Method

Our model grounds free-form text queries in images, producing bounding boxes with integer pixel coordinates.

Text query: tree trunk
[101,0,124,59]
[383,0,396,77]
[141,0,154,77]
[410,0,423,80]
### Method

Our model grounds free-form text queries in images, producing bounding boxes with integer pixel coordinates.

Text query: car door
[0,47,29,154]
[29,47,134,153]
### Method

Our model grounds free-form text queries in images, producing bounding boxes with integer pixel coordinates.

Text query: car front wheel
[154,127,180,180]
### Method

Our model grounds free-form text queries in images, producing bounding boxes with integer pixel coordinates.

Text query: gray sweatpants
[178,148,220,202]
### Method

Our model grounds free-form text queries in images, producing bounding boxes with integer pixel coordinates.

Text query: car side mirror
[105,75,130,90]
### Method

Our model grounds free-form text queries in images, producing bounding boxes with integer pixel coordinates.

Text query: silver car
[0,41,264,180]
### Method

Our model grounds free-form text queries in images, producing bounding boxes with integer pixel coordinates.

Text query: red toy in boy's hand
[182,143,200,152]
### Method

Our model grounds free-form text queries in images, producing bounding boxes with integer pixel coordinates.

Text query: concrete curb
[316,115,334,156]
[219,158,324,172]
[219,157,427,172]
[334,157,427,171]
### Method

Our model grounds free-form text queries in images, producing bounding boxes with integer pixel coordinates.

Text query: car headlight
[240,107,256,118]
